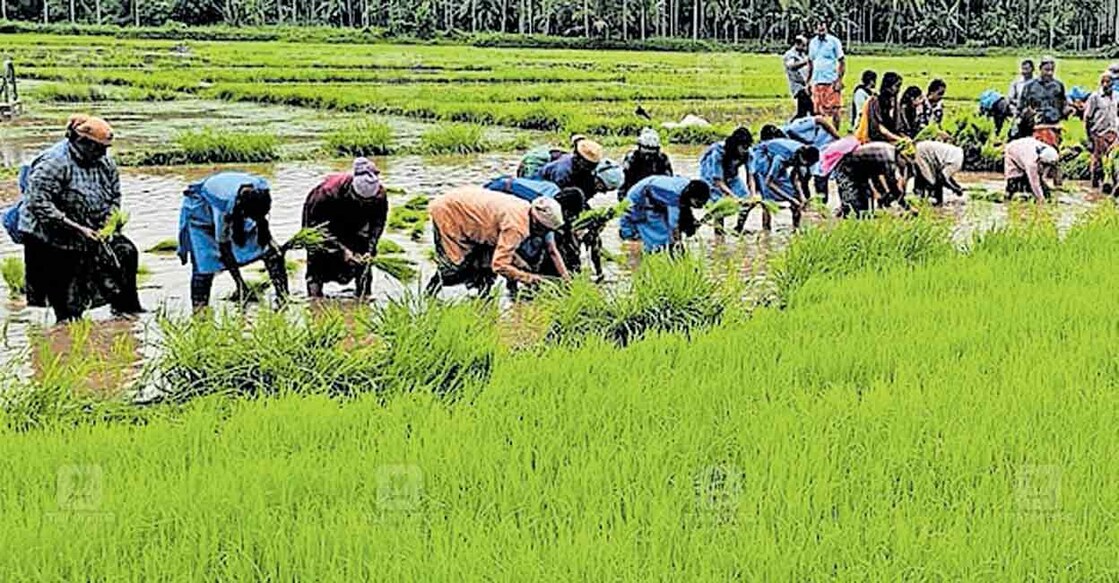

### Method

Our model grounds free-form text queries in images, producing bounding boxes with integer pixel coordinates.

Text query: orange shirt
[429,186,535,283]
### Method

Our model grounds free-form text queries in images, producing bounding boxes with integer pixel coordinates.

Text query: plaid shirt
[846,142,904,200]
[19,140,121,251]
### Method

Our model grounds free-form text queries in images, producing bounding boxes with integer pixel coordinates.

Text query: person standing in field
[17,114,143,322]
[177,171,288,310]
[783,35,813,119]
[918,79,947,129]
[856,72,906,144]
[301,157,388,299]
[618,175,709,253]
[1082,72,1118,192]
[899,86,925,138]
[1020,57,1068,185]
[1008,59,1035,115]
[426,186,564,295]
[1004,137,1059,202]
[851,70,877,129]
[619,128,673,202]
[807,18,846,129]
[913,141,965,205]
[699,126,754,233]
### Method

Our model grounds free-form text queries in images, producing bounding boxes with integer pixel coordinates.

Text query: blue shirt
[619,175,689,252]
[808,34,844,85]
[750,139,801,203]
[699,142,750,200]
[782,117,833,175]
[483,176,560,202]
[178,171,270,275]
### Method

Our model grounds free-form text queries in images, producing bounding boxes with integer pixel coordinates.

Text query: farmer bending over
[748,138,820,231]
[1004,137,1059,203]
[782,114,840,203]
[302,157,388,299]
[619,176,710,253]
[177,171,288,310]
[913,141,965,205]
[699,126,754,234]
[833,142,911,218]
[17,115,143,322]
[426,186,564,295]
[619,128,674,201]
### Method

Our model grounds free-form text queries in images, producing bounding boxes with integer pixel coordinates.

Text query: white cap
[529,197,564,230]
[1038,146,1059,165]
[637,127,661,149]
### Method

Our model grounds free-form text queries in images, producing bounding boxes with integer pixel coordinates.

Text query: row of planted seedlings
[0,208,980,432]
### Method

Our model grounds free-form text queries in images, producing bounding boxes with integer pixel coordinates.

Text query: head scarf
[352,157,382,199]
[67,114,114,146]
[575,139,604,164]
[595,159,623,191]
[529,196,564,230]
[820,136,860,175]
[1038,146,1059,165]
[637,127,661,149]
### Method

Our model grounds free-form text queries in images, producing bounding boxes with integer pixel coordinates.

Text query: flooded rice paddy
[0,99,1100,371]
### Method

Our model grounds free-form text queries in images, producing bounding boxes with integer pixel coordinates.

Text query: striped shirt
[19,140,121,250]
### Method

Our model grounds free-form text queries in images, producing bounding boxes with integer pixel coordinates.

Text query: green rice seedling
[148,307,383,401]
[1061,148,1092,181]
[221,278,271,303]
[145,238,179,254]
[1,257,25,299]
[701,197,741,224]
[97,208,129,239]
[664,124,724,145]
[175,127,279,164]
[385,186,407,197]
[419,123,487,155]
[366,256,419,283]
[324,119,395,156]
[32,82,109,102]
[136,263,152,285]
[388,205,428,234]
[572,201,629,232]
[281,226,331,252]
[376,238,405,255]
[403,195,429,211]
[362,294,498,396]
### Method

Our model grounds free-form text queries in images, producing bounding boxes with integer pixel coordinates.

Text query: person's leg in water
[814,176,829,204]
[107,236,144,316]
[760,205,772,231]
[261,247,289,305]
[190,271,215,311]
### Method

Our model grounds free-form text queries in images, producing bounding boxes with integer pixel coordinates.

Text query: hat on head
[351,157,382,198]
[595,159,623,191]
[68,114,113,146]
[575,139,604,164]
[637,127,661,149]
[1038,146,1059,165]
[529,196,564,230]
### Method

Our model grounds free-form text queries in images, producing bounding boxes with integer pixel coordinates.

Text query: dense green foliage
[324,119,396,156]
[2,207,1119,577]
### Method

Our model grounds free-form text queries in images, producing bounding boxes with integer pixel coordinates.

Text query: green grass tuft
[324,119,395,156]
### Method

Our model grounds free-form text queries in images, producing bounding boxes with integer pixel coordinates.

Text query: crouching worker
[483,175,585,280]
[699,126,754,233]
[833,142,910,218]
[1004,137,1059,203]
[18,114,143,322]
[426,186,564,295]
[177,171,288,310]
[913,141,965,205]
[749,138,820,230]
[302,157,387,299]
[619,176,710,253]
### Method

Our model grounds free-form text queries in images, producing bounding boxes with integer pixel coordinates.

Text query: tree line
[1,0,1116,49]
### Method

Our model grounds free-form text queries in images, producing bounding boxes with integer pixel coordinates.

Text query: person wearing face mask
[1083,72,1119,192]
[177,171,288,310]
[17,114,143,322]
[619,128,674,201]
[301,157,389,299]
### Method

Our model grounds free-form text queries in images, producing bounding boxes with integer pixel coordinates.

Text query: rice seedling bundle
[282,226,332,252]
[701,197,741,224]
[1,257,25,298]
[97,208,129,239]
[366,255,418,283]
[571,201,629,232]
[376,238,405,255]
[145,238,178,254]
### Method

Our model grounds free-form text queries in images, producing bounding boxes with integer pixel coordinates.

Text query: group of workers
[3,32,1114,320]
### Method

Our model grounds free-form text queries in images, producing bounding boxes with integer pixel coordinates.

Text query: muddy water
[0,138,1098,372]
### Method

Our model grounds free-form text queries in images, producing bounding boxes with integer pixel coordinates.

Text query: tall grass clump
[175,127,279,163]
[32,82,109,102]
[1,257,25,298]
[324,119,395,156]
[771,214,953,305]
[149,308,381,401]
[419,123,487,155]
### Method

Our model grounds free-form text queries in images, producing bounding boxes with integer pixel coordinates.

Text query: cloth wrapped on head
[637,127,661,149]
[575,139,604,164]
[352,157,382,199]
[529,197,565,230]
[68,114,114,146]
[595,159,624,191]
